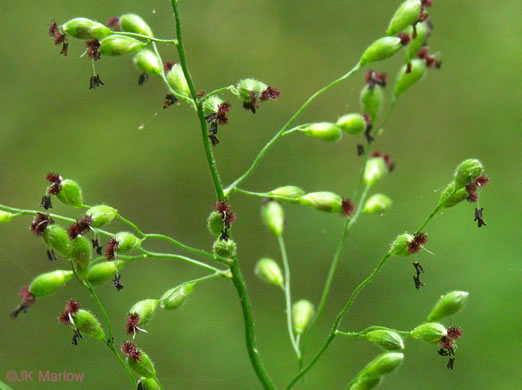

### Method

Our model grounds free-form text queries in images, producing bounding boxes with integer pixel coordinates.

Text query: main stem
[230,258,276,389]
[224,62,362,196]
[171,0,225,201]
[171,3,273,388]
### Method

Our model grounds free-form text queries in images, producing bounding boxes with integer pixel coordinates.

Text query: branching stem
[286,252,391,389]
[224,63,362,197]
[139,248,225,274]
[286,198,445,388]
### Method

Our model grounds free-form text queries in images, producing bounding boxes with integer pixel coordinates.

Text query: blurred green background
[1,0,520,389]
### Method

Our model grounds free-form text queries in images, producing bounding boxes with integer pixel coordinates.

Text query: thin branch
[278,235,300,358]
[224,62,362,197]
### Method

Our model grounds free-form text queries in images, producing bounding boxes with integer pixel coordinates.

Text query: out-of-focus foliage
[0,0,519,389]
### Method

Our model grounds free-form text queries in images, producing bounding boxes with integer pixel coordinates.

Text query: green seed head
[114,232,141,253]
[292,300,315,335]
[70,236,92,278]
[129,299,159,326]
[363,194,393,214]
[393,59,427,98]
[167,64,190,97]
[454,159,484,188]
[85,205,118,228]
[438,181,468,209]
[389,233,414,257]
[87,261,124,285]
[262,200,284,237]
[360,352,404,377]
[298,192,343,213]
[364,157,388,188]
[427,291,469,322]
[213,239,237,259]
[406,22,430,59]
[386,0,422,36]
[411,322,447,344]
[268,186,305,201]
[0,210,16,223]
[119,13,153,37]
[122,343,156,378]
[43,224,71,257]
[160,282,195,310]
[237,78,268,101]
[366,330,405,351]
[360,85,384,123]
[28,270,73,297]
[348,376,382,390]
[99,35,145,56]
[128,348,156,378]
[133,49,162,75]
[302,122,343,142]
[360,37,404,66]
[207,211,224,237]
[62,18,112,40]
[203,95,225,117]
[73,309,105,341]
[55,179,83,208]
[138,378,161,390]
[255,258,284,288]
[336,113,366,135]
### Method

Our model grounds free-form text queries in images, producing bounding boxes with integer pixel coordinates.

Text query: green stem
[234,188,298,203]
[171,0,225,201]
[0,204,222,265]
[295,95,400,376]
[281,124,310,136]
[375,98,398,134]
[286,333,336,390]
[142,233,216,261]
[286,253,391,390]
[229,257,276,389]
[84,281,137,386]
[352,142,372,201]
[151,41,193,104]
[335,327,411,337]
[278,235,300,358]
[85,281,113,340]
[224,62,362,197]
[114,31,178,45]
[108,344,137,387]
[190,271,230,283]
[117,214,145,238]
[91,254,147,266]
[288,198,445,386]
[333,251,392,337]
[139,248,225,274]
[416,203,442,233]
[0,205,114,236]
[299,186,370,351]
[203,85,235,99]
